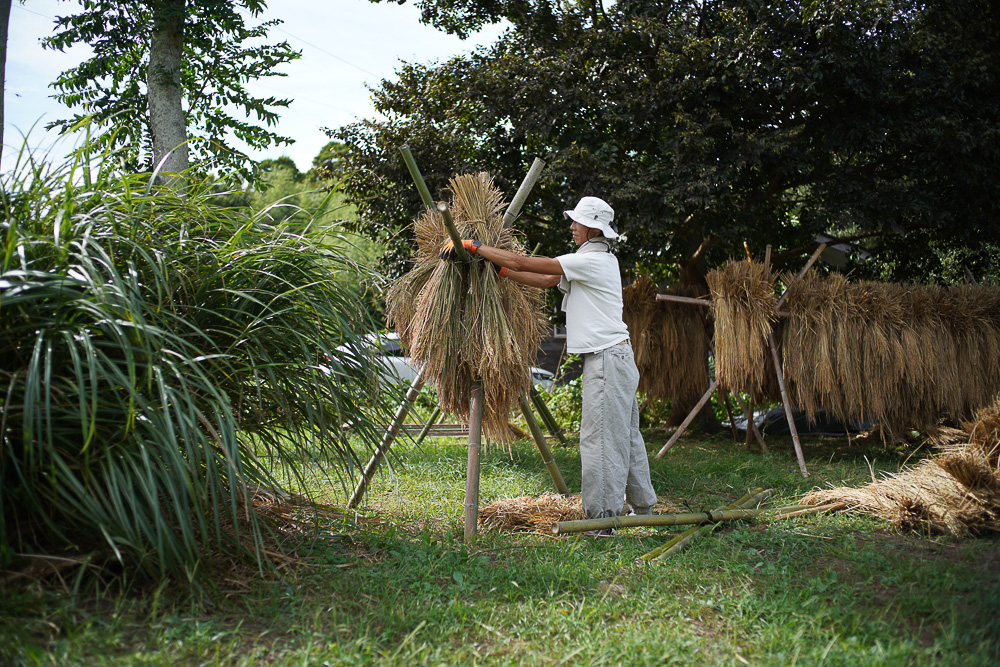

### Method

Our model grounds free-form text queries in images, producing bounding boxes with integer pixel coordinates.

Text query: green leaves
[336,0,1000,285]
[44,1,300,181]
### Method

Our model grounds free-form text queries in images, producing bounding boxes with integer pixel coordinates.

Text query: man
[442,196,657,534]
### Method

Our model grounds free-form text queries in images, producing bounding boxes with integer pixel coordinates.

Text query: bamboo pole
[768,332,809,478]
[777,242,827,308]
[638,488,771,560]
[654,294,712,307]
[772,502,846,519]
[530,385,568,446]
[399,145,435,208]
[348,370,427,508]
[639,496,754,562]
[729,390,768,453]
[720,388,739,442]
[655,380,717,458]
[415,405,442,445]
[464,382,485,541]
[554,506,774,535]
[502,157,546,228]
[518,395,570,495]
[437,202,472,263]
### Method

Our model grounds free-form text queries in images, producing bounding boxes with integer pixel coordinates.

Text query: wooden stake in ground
[465,383,484,541]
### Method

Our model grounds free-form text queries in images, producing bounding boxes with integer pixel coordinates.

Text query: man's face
[570,220,591,245]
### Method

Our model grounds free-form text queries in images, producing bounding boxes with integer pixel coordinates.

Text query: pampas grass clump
[385,173,549,443]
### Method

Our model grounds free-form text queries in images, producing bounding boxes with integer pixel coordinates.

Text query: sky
[3,0,507,173]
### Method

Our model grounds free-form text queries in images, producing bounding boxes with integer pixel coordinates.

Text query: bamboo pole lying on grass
[553,504,774,535]
[637,488,772,560]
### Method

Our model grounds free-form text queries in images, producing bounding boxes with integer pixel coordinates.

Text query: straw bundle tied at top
[623,277,710,404]
[803,399,1000,536]
[385,173,549,443]
[706,260,779,402]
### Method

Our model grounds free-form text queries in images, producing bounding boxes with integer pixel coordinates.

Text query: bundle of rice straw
[781,273,1000,437]
[623,278,710,406]
[802,399,1000,536]
[706,260,780,402]
[385,173,549,443]
[478,493,584,533]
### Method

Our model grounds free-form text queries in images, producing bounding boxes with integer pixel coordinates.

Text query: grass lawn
[3,428,999,665]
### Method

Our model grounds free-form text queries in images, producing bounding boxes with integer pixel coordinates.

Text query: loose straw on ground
[801,398,1000,536]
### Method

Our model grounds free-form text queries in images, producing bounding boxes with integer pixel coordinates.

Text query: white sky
[3,0,507,173]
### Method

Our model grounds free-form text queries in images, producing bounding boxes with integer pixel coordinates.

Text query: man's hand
[491,262,510,278]
[440,239,481,260]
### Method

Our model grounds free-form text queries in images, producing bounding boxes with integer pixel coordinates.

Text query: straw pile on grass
[802,399,1000,536]
[385,173,549,443]
[781,274,1000,437]
[706,260,780,403]
[478,493,584,533]
[623,278,710,405]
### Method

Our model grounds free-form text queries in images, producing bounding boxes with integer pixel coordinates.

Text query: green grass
[3,430,999,665]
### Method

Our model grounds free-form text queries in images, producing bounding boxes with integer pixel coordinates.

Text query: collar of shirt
[575,239,611,255]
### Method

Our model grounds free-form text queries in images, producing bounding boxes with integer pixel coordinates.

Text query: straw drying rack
[655,243,829,478]
[346,147,569,542]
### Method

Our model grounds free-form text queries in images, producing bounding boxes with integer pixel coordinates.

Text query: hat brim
[564,210,619,240]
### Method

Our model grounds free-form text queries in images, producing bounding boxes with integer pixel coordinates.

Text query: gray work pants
[579,341,658,518]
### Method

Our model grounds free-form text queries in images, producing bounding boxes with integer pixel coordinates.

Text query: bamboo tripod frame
[348,148,566,540]
[653,244,828,478]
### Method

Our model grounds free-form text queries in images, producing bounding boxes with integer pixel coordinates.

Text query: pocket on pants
[584,350,605,381]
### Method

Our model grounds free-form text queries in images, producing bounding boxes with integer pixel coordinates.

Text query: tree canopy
[333,0,1000,286]
[44,0,299,179]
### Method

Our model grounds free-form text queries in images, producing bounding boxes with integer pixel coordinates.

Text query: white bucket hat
[564,196,618,240]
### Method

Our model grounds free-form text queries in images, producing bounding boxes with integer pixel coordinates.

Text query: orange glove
[491,262,510,278]
[440,239,481,260]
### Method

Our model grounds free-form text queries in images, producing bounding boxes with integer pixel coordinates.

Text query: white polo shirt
[556,241,630,354]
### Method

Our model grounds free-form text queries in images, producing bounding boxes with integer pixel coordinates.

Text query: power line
[273,25,381,79]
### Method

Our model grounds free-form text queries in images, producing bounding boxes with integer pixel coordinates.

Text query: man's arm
[505,270,562,288]
[474,245,564,276]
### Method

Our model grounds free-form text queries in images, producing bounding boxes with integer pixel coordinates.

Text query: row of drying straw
[622,277,710,408]
[708,260,1000,438]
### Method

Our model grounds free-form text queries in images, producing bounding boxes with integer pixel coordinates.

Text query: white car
[337,332,555,391]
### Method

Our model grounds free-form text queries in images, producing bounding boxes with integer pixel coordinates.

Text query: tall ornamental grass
[0,147,392,582]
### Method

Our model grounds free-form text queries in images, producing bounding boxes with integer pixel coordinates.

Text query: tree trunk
[147,0,188,181]
[0,0,11,168]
